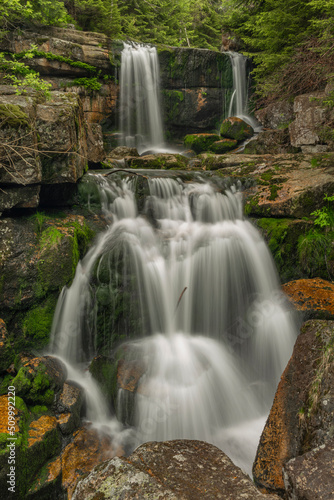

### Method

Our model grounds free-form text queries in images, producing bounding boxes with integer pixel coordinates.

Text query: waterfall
[119,43,165,153]
[227,51,259,130]
[49,173,298,475]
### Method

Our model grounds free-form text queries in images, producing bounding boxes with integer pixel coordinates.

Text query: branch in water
[103,169,148,179]
[175,287,188,313]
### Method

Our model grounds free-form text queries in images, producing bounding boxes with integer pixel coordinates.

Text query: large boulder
[244,129,299,155]
[253,320,334,496]
[220,116,254,141]
[73,440,279,500]
[255,100,294,130]
[184,133,220,154]
[289,91,334,152]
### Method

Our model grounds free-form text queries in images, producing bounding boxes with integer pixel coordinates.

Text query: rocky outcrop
[289,90,334,153]
[253,320,334,497]
[255,100,294,130]
[73,440,279,500]
[244,129,299,155]
[282,278,334,320]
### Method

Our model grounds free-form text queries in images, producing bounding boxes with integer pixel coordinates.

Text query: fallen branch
[174,286,188,314]
[103,169,148,179]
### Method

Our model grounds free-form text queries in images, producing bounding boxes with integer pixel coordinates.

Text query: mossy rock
[184,134,220,154]
[210,139,237,154]
[89,354,119,409]
[220,117,254,142]
[11,356,66,405]
[0,103,30,129]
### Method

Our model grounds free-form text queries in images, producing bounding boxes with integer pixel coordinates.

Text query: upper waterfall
[119,43,165,153]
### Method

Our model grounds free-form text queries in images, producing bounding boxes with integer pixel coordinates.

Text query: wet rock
[282,278,334,320]
[255,100,294,130]
[210,138,237,153]
[81,83,118,125]
[253,320,334,496]
[289,92,334,152]
[244,129,300,155]
[28,425,120,499]
[127,153,189,170]
[184,133,220,154]
[109,146,139,158]
[220,116,254,141]
[56,381,84,434]
[201,153,334,218]
[12,355,67,405]
[283,439,334,500]
[0,185,41,215]
[73,440,279,500]
[86,122,105,163]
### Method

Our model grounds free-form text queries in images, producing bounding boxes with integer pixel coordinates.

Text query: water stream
[49,174,298,475]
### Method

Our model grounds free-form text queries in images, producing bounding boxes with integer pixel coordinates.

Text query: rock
[210,138,237,153]
[283,439,334,500]
[244,129,300,155]
[282,278,334,320]
[289,92,334,151]
[86,122,105,163]
[73,440,279,500]
[81,83,118,124]
[184,133,220,154]
[0,318,13,373]
[0,185,41,215]
[28,425,120,499]
[220,116,254,141]
[253,320,334,496]
[109,146,139,158]
[36,92,87,183]
[200,153,334,218]
[89,355,118,409]
[255,100,294,129]
[127,153,189,170]
[0,214,94,354]
[56,381,84,434]
[12,355,67,405]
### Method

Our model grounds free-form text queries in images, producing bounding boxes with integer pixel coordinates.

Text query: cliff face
[0,26,232,141]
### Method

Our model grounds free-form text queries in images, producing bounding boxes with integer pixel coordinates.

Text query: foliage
[70,77,102,91]
[311,194,334,229]
[220,0,334,104]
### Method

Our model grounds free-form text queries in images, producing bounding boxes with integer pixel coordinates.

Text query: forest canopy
[1,0,334,103]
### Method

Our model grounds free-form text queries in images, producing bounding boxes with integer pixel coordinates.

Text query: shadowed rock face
[73,440,280,500]
[253,320,334,497]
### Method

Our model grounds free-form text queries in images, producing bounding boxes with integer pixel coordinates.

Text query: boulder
[56,381,84,434]
[210,138,237,153]
[0,185,41,216]
[282,278,334,320]
[253,320,334,496]
[255,100,294,130]
[184,133,220,154]
[244,129,299,155]
[289,92,334,152]
[283,439,334,500]
[73,440,279,500]
[109,146,139,158]
[220,116,254,141]
[127,153,189,170]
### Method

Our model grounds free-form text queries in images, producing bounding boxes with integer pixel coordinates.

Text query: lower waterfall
[49,173,298,475]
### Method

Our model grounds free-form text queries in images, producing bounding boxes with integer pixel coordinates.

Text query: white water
[119,43,165,153]
[227,51,260,131]
[50,174,298,475]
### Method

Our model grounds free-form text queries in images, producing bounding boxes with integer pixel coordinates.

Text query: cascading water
[227,51,260,131]
[119,43,165,153]
[49,173,298,475]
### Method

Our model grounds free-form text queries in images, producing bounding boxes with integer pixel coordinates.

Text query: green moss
[184,134,220,154]
[269,184,279,200]
[162,90,184,122]
[0,103,29,128]
[209,139,237,154]
[12,363,54,405]
[220,118,253,142]
[14,50,97,73]
[69,77,102,91]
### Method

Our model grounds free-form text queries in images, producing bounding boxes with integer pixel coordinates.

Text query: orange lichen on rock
[0,395,20,434]
[283,278,334,318]
[28,415,58,446]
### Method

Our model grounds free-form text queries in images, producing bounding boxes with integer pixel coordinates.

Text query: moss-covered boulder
[11,356,66,405]
[0,213,95,359]
[220,116,254,142]
[184,134,220,154]
[126,153,189,170]
[210,138,237,154]
[0,319,13,373]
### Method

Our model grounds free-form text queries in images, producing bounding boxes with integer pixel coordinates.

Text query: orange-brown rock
[283,278,334,320]
[28,415,58,447]
[0,394,20,435]
[28,425,122,499]
[117,358,146,393]
[253,320,334,496]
